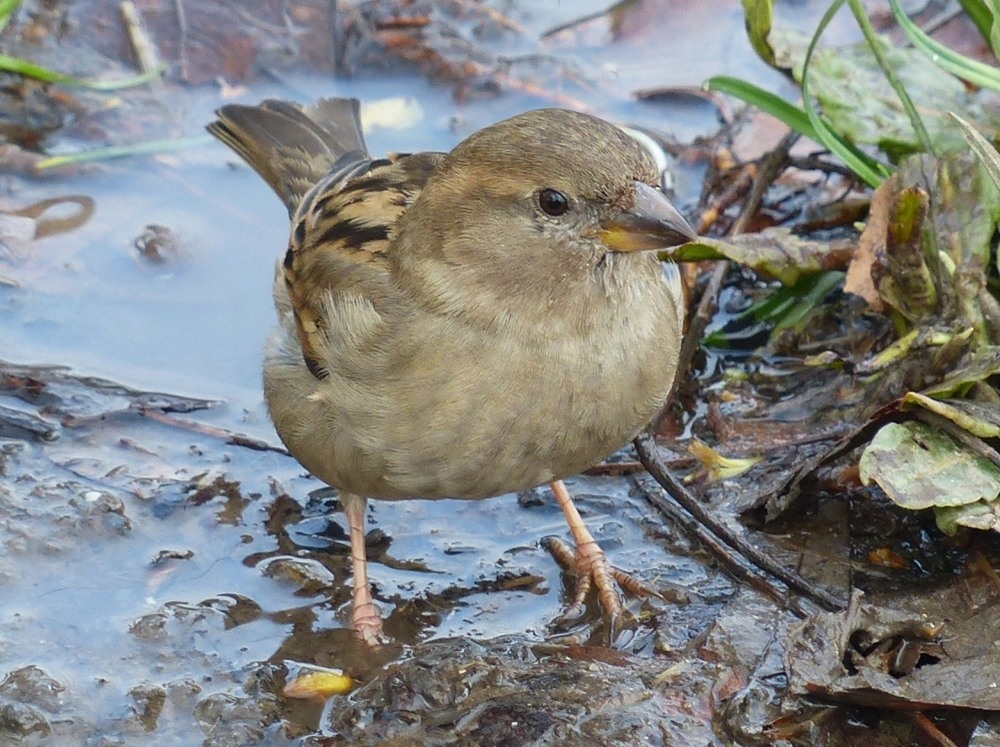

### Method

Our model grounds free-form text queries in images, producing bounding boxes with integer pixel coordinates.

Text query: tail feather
[207,97,369,215]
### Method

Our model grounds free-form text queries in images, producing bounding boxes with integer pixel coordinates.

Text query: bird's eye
[538,188,569,216]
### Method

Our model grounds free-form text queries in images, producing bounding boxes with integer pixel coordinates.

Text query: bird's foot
[543,535,658,639]
[351,594,386,646]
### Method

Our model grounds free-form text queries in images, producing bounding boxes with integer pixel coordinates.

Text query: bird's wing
[284,151,443,378]
[209,96,445,379]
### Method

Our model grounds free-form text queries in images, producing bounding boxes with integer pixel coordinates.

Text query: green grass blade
[957,0,996,47]
[950,111,1000,192]
[0,0,22,34]
[801,0,892,186]
[705,76,819,140]
[0,54,166,91]
[36,135,214,170]
[889,0,1000,91]
[848,0,934,154]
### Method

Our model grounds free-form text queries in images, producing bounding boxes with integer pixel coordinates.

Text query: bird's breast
[264,264,683,501]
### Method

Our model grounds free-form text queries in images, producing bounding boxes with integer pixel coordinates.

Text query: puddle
[5,1,963,745]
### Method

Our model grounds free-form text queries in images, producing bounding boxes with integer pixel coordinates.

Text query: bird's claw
[543,534,657,640]
[351,596,386,646]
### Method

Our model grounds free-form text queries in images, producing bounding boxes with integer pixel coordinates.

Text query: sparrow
[208,98,695,645]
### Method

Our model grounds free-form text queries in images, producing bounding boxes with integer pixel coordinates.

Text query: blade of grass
[800,0,892,186]
[705,76,819,141]
[950,111,1000,192]
[0,0,22,34]
[956,0,995,48]
[889,0,1000,91]
[0,54,166,91]
[848,0,934,155]
[36,135,214,170]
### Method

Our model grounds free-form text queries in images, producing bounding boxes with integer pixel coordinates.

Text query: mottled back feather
[208,98,444,378]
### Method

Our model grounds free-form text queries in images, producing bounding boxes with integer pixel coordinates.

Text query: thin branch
[633,432,846,612]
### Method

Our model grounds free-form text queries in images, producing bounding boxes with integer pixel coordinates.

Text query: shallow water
[0,1,867,743]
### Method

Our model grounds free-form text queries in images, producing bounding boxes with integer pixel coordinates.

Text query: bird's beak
[599,182,697,253]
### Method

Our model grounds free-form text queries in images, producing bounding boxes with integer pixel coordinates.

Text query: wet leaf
[859,420,1000,510]
[922,345,1000,397]
[786,585,1000,710]
[936,501,1000,534]
[741,0,776,68]
[688,439,761,482]
[283,667,355,700]
[661,230,852,286]
[802,36,999,159]
[902,392,1000,439]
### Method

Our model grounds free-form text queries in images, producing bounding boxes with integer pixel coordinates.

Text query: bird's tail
[207,98,369,215]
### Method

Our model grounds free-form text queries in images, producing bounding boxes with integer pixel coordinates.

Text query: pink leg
[550,479,624,626]
[342,493,384,645]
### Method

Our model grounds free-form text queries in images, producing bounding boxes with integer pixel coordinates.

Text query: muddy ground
[2,1,1000,745]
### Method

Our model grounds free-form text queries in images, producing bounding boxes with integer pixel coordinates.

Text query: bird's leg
[547,479,657,632]
[341,493,384,645]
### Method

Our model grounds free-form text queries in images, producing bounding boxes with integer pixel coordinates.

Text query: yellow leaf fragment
[283,668,355,700]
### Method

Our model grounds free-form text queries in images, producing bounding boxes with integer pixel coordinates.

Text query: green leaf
[859,420,1000,510]
[804,38,993,159]
[742,0,777,67]
[848,0,933,154]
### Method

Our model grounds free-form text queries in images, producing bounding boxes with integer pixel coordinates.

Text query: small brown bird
[208,98,694,644]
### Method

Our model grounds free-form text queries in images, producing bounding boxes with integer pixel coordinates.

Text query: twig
[633,471,813,618]
[654,132,799,432]
[734,131,800,235]
[139,409,287,454]
[583,460,645,476]
[540,1,622,38]
[173,0,189,81]
[120,1,163,93]
[651,260,728,433]
[633,432,846,612]
[910,712,959,747]
[787,153,858,178]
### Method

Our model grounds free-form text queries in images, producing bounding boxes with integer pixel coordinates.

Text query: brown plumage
[208,98,695,644]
